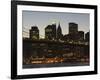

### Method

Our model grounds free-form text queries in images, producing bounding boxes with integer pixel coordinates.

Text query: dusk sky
[22,11,89,38]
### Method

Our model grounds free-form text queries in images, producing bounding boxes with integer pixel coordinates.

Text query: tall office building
[68,22,78,41]
[29,26,39,39]
[45,24,56,40]
[69,22,78,34]
[57,23,62,40]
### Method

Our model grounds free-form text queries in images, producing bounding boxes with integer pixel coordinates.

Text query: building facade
[68,22,78,41]
[29,26,39,39]
[45,24,56,40]
[69,22,78,34]
[77,31,84,41]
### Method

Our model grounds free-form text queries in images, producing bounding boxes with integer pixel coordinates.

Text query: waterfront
[23,62,89,68]
[23,55,89,68]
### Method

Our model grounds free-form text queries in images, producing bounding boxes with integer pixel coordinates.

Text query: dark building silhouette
[69,22,78,34]
[63,34,69,41]
[57,23,62,40]
[67,22,78,41]
[45,24,56,40]
[29,26,39,39]
[77,31,84,41]
[85,32,89,42]
[67,31,84,42]
[66,33,77,41]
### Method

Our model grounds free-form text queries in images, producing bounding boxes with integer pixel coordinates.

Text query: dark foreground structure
[23,39,89,68]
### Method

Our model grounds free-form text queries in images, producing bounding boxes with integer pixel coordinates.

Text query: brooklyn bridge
[23,38,89,68]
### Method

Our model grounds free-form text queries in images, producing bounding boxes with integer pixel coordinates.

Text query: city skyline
[22,11,89,38]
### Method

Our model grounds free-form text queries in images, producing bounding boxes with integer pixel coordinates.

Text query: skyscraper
[57,22,62,40]
[69,22,78,34]
[45,24,56,40]
[29,26,39,39]
[68,22,78,41]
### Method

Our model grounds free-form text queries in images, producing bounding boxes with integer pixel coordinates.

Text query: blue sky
[22,11,89,38]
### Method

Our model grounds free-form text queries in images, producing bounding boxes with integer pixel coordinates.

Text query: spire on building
[57,22,62,40]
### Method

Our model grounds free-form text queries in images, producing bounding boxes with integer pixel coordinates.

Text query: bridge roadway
[23,39,89,47]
